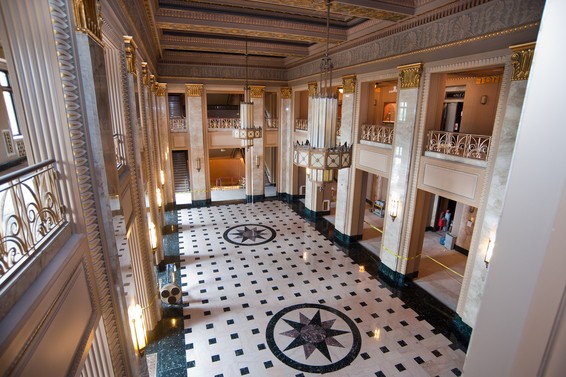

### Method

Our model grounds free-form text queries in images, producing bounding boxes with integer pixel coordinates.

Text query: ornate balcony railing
[169,116,186,132]
[425,130,491,161]
[113,133,126,168]
[294,119,308,131]
[265,118,278,129]
[0,159,66,286]
[361,124,394,144]
[208,118,240,130]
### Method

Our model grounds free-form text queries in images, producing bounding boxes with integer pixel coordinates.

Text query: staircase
[172,151,190,192]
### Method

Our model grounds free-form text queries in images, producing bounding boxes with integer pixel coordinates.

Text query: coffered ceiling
[153,0,442,64]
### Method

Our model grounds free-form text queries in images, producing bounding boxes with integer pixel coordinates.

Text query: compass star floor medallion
[223,223,276,246]
[266,303,361,373]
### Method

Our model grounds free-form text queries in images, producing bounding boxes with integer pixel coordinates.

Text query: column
[379,63,422,284]
[457,43,536,329]
[278,87,293,200]
[185,84,211,206]
[246,86,265,202]
[304,82,326,217]
[155,83,174,206]
[334,75,366,243]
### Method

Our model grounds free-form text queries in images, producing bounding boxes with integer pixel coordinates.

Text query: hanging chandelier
[234,39,262,148]
[293,0,351,183]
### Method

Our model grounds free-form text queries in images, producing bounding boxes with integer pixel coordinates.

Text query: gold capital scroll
[342,74,357,94]
[308,82,318,97]
[156,83,167,97]
[124,36,137,75]
[141,62,149,86]
[280,87,292,99]
[73,0,102,42]
[510,42,536,81]
[250,86,265,98]
[398,63,423,89]
[185,84,204,97]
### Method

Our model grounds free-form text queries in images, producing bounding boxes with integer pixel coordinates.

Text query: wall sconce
[338,87,344,94]
[128,304,147,355]
[149,221,157,250]
[480,95,488,105]
[484,238,493,267]
[389,200,399,221]
[156,188,162,208]
[160,170,165,186]
[254,155,260,168]
[196,158,201,172]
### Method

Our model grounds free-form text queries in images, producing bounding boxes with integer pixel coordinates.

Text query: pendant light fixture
[293,0,351,183]
[233,39,262,148]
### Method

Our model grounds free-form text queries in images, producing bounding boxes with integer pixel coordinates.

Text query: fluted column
[334,75,366,242]
[245,86,265,202]
[185,84,211,206]
[304,82,326,217]
[379,63,423,283]
[457,43,536,328]
[122,37,161,333]
[155,84,173,206]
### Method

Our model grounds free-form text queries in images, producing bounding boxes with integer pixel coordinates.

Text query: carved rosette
[186,84,204,97]
[72,0,102,42]
[141,62,149,86]
[280,87,292,99]
[342,74,357,94]
[398,63,423,89]
[156,83,167,97]
[250,86,265,98]
[308,82,318,97]
[510,42,536,81]
[123,36,137,75]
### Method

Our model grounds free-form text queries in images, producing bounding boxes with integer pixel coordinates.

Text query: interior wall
[209,157,244,185]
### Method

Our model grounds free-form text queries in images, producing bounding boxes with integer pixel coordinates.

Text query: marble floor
[146,200,467,377]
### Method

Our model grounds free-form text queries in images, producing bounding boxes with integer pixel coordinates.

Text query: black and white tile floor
[178,201,465,376]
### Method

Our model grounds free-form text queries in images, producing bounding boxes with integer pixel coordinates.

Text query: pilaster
[185,84,211,206]
[379,63,422,283]
[458,43,535,327]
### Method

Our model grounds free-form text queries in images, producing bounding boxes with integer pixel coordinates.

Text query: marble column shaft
[155,85,174,205]
[278,88,293,196]
[246,86,265,200]
[185,84,210,204]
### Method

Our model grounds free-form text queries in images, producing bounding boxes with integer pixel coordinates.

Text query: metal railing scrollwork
[208,118,240,130]
[294,119,308,131]
[113,133,126,168]
[265,118,279,129]
[425,130,491,160]
[0,160,66,286]
[169,116,187,132]
[361,124,394,144]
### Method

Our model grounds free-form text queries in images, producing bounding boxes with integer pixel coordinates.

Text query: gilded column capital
[141,62,149,86]
[308,82,318,97]
[123,36,137,75]
[185,84,204,97]
[156,83,167,97]
[280,87,292,99]
[250,86,265,98]
[510,42,536,81]
[342,74,357,94]
[149,74,155,88]
[398,63,423,89]
[72,0,102,42]
[151,79,159,93]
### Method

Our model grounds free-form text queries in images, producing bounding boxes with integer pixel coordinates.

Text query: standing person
[444,209,452,231]
[438,211,446,231]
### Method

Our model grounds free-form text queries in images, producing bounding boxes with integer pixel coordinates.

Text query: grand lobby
[0,0,565,376]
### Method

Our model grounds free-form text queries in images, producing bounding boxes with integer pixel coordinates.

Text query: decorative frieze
[398,63,422,89]
[123,36,137,75]
[185,84,204,97]
[72,0,102,42]
[308,82,318,97]
[280,87,292,99]
[510,42,536,81]
[476,76,501,85]
[342,75,357,94]
[250,86,265,98]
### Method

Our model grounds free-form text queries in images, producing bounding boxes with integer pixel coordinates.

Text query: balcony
[294,119,308,131]
[360,124,394,146]
[208,118,240,130]
[0,160,66,287]
[425,130,491,164]
[169,116,187,132]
